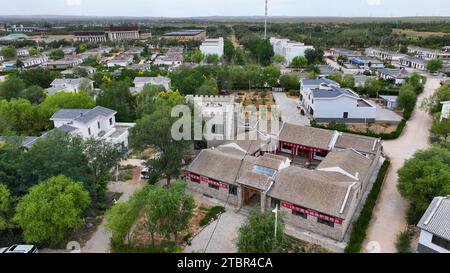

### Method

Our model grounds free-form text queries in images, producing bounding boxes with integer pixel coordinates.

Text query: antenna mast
[264,0,268,39]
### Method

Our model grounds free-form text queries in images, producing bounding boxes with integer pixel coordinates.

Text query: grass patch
[199,206,225,227]
[396,231,413,253]
[345,159,391,253]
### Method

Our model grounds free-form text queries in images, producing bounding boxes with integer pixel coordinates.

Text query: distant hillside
[0,15,449,24]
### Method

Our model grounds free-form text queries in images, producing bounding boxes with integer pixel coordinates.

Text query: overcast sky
[0,0,449,17]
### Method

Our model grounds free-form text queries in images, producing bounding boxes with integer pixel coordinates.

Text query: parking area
[272,92,310,126]
[370,100,403,124]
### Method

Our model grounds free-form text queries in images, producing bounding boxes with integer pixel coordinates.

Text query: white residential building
[300,78,376,123]
[408,46,450,61]
[270,37,314,65]
[377,68,411,85]
[130,76,171,93]
[417,196,450,253]
[44,57,83,69]
[20,55,49,68]
[365,48,407,63]
[50,106,134,147]
[107,55,133,67]
[46,78,93,96]
[200,37,224,57]
[399,56,427,71]
[441,101,450,122]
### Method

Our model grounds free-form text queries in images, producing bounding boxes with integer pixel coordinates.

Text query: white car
[0,244,38,253]
[140,167,150,179]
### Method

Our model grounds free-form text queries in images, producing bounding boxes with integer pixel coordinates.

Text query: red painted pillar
[308,149,313,162]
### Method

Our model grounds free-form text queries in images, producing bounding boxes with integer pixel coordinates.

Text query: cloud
[366,0,382,5]
[66,0,81,6]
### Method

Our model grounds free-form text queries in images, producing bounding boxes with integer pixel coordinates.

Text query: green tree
[0,46,17,60]
[426,59,444,73]
[97,81,136,122]
[363,78,386,97]
[49,49,64,60]
[305,48,324,65]
[290,56,307,68]
[248,39,274,66]
[19,85,45,104]
[197,77,219,96]
[0,183,11,231]
[342,74,356,89]
[0,99,45,136]
[83,138,126,199]
[145,181,194,241]
[271,54,285,65]
[405,72,425,94]
[0,77,26,100]
[18,131,92,195]
[205,54,220,65]
[13,175,89,245]
[106,201,137,245]
[262,66,281,87]
[0,142,24,195]
[398,147,450,224]
[76,42,87,54]
[423,84,450,115]
[279,74,300,91]
[192,50,204,64]
[16,68,61,88]
[130,101,190,185]
[223,38,235,63]
[431,118,450,144]
[397,85,417,113]
[237,209,286,253]
[28,47,39,56]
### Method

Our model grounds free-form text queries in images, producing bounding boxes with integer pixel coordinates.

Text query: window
[292,210,307,219]
[109,118,113,125]
[208,183,220,190]
[97,121,101,129]
[317,218,335,228]
[432,235,450,251]
[229,185,238,195]
[271,198,280,209]
[88,127,91,135]
[343,112,349,119]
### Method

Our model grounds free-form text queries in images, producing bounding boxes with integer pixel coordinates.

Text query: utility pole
[272,204,278,240]
[264,0,268,39]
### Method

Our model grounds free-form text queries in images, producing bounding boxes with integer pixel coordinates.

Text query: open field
[393,28,449,37]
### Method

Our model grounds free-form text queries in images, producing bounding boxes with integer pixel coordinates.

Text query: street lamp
[272,204,278,240]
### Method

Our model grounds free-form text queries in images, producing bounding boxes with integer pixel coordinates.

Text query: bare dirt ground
[363,77,441,253]
[392,28,448,37]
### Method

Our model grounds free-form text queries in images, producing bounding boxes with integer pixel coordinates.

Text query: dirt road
[363,77,441,253]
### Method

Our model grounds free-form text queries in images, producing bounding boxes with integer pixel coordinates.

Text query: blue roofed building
[300,79,376,123]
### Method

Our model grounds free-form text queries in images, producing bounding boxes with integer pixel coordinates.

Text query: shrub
[199,206,225,227]
[395,231,412,253]
[288,90,300,97]
[345,159,390,253]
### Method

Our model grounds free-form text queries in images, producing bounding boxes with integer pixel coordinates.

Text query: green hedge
[345,159,391,253]
[199,206,225,227]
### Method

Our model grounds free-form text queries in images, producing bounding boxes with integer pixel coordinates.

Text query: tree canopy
[237,209,286,253]
[13,175,89,245]
[398,147,450,224]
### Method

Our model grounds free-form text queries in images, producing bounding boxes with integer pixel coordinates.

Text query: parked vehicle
[140,167,150,179]
[0,245,39,253]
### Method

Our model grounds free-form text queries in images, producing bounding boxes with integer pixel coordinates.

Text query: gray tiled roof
[302,78,339,87]
[312,86,359,99]
[50,109,89,120]
[417,196,450,240]
[74,106,117,124]
[56,124,79,133]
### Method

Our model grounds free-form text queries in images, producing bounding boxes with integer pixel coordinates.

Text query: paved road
[184,211,246,253]
[82,181,144,253]
[272,92,310,126]
[363,77,441,253]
